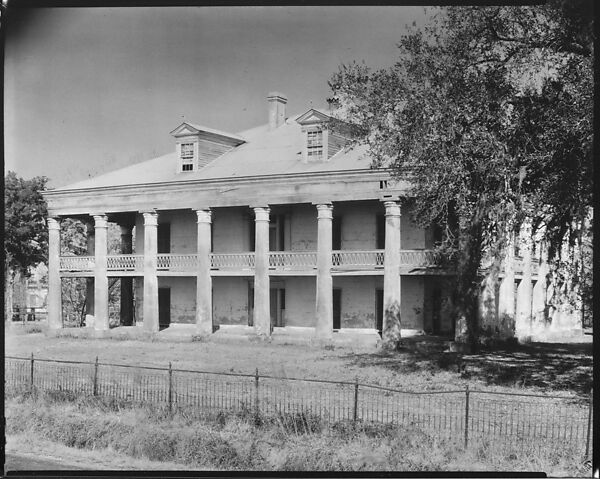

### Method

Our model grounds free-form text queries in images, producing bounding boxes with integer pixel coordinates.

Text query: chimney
[267,92,287,130]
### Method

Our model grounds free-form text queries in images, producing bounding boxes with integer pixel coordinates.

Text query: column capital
[253,207,270,222]
[142,211,158,226]
[93,214,108,228]
[196,208,212,224]
[47,217,61,230]
[316,203,333,219]
[383,201,401,217]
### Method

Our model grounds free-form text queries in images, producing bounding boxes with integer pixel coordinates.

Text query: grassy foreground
[5,328,592,397]
[5,391,584,474]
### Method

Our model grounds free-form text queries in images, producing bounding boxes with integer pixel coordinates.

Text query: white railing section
[157,254,199,272]
[332,250,385,268]
[269,251,318,269]
[399,250,440,267]
[210,253,255,269]
[107,254,143,272]
[59,256,95,272]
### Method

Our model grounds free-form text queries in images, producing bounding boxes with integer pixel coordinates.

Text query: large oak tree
[328,1,593,350]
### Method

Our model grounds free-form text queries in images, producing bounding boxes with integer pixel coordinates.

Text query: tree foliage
[328,1,593,349]
[5,171,49,277]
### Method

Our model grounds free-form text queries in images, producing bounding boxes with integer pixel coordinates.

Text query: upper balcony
[58,249,443,277]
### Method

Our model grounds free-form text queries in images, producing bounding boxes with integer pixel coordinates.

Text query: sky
[5,6,428,188]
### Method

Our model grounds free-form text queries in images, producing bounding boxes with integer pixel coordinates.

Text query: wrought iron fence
[5,355,592,455]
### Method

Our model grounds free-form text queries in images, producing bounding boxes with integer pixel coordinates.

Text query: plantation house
[42,93,579,344]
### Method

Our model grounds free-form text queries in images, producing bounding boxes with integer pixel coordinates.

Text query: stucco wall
[134,209,197,254]
[213,276,249,325]
[289,205,317,251]
[334,276,379,328]
[283,277,316,327]
[338,203,377,250]
[400,276,425,329]
[213,208,251,252]
[400,203,426,250]
[157,276,196,324]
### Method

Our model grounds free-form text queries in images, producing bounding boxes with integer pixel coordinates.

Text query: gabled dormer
[296,109,350,163]
[170,122,246,173]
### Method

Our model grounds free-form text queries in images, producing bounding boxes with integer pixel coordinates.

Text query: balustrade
[269,251,317,269]
[210,253,255,269]
[59,249,444,274]
[332,250,384,268]
[157,254,199,272]
[59,256,95,272]
[398,250,439,267]
[107,254,143,272]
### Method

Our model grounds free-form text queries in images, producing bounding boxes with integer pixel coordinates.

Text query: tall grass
[5,390,584,474]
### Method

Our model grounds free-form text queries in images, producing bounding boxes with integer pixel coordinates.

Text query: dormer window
[307,130,324,160]
[181,143,194,171]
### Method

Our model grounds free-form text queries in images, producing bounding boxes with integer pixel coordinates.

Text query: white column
[93,214,109,331]
[516,225,533,341]
[143,211,159,332]
[195,209,213,335]
[382,201,402,349]
[315,204,333,339]
[498,233,516,338]
[47,217,62,329]
[253,207,270,337]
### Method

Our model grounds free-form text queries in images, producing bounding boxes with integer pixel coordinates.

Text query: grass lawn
[5,327,592,398]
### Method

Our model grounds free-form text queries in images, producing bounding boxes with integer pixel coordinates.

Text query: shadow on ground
[341,337,593,396]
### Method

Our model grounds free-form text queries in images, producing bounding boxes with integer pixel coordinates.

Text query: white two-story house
[43,92,556,343]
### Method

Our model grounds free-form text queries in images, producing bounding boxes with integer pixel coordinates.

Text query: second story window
[181,143,194,171]
[307,130,323,160]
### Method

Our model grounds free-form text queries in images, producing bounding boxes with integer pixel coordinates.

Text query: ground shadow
[341,336,593,397]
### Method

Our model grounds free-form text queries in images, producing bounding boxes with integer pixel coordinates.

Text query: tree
[60,218,123,326]
[4,171,49,321]
[328,1,592,350]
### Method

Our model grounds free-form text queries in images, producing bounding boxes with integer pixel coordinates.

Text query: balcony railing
[269,251,317,269]
[211,253,255,270]
[107,254,143,272]
[157,254,199,272]
[332,250,384,269]
[399,250,440,267]
[59,256,95,272]
[59,249,443,274]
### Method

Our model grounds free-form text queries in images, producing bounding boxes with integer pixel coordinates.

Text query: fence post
[353,378,359,426]
[254,368,260,424]
[168,362,173,414]
[585,388,593,457]
[464,385,470,449]
[30,353,34,391]
[93,356,99,396]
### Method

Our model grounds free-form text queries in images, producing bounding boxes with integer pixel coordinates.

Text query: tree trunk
[453,221,483,353]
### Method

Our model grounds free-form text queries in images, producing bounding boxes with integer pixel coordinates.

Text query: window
[307,130,323,160]
[181,143,194,171]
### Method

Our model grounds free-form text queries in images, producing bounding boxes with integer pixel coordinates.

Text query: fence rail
[5,354,591,454]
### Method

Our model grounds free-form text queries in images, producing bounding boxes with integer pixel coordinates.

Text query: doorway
[333,288,342,330]
[270,288,286,328]
[158,287,171,330]
[375,288,383,336]
[432,287,441,335]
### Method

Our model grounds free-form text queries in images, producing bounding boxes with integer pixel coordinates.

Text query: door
[376,214,385,249]
[270,288,286,328]
[158,287,171,330]
[157,223,171,254]
[332,217,342,250]
[375,288,384,336]
[333,289,342,330]
[432,287,441,335]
